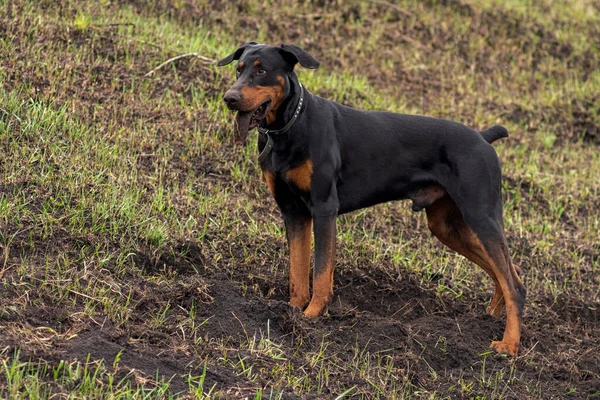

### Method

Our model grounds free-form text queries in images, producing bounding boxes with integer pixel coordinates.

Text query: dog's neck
[260,72,303,131]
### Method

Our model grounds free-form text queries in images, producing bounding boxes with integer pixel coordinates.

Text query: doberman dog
[218,42,526,356]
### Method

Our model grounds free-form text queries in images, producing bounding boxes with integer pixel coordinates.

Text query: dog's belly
[337,179,419,214]
[336,165,447,215]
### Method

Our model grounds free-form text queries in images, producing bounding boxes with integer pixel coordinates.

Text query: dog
[217,42,526,356]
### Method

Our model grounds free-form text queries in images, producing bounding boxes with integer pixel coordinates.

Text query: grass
[1,0,599,398]
[1,349,178,399]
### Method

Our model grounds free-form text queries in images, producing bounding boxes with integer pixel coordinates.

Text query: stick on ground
[145,52,216,77]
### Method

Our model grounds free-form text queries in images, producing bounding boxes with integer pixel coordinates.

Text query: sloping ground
[1,0,599,398]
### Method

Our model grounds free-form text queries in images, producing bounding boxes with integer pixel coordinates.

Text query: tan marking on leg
[287,216,312,310]
[304,258,334,318]
[487,244,525,356]
[488,285,505,318]
[426,196,524,356]
[426,196,504,314]
[304,263,334,317]
[286,160,313,192]
[304,217,335,318]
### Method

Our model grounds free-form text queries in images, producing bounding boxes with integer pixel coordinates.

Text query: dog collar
[257,84,304,164]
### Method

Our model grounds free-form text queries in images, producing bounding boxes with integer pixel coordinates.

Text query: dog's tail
[480,124,509,144]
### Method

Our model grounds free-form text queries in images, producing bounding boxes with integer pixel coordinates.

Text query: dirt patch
[4,210,599,396]
[3,222,600,396]
[115,0,600,134]
[504,98,600,144]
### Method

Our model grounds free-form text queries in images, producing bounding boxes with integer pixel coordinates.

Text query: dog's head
[217,42,319,144]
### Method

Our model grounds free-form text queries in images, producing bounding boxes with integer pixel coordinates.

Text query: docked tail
[480,124,509,144]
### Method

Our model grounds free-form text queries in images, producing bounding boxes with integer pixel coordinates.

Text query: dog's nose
[223,91,241,109]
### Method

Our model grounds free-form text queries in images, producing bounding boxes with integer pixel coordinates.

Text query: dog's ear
[217,41,258,66]
[278,44,320,69]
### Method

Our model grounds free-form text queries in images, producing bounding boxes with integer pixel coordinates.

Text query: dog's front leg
[304,214,336,317]
[284,213,312,310]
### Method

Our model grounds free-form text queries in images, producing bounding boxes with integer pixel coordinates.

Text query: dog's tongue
[234,111,252,145]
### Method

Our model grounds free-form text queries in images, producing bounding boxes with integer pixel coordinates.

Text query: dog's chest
[283,159,313,192]
[262,159,313,199]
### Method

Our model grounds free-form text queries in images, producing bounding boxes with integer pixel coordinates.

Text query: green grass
[1,349,217,399]
[1,0,599,398]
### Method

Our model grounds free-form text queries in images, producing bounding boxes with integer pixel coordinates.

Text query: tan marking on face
[239,81,285,123]
[238,61,245,68]
[286,160,312,192]
[265,76,286,125]
[254,59,261,66]
[237,74,286,124]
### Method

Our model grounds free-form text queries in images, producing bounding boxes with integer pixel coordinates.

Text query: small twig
[195,54,217,63]
[517,341,538,359]
[144,52,216,77]
[67,288,103,302]
[93,22,136,29]
[0,107,22,123]
[231,311,249,342]
[291,13,336,19]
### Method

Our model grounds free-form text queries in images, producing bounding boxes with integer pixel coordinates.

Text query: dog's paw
[289,297,309,311]
[490,340,519,356]
[303,301,328,318]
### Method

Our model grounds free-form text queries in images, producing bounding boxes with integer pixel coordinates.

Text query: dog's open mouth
[234,100,271,144]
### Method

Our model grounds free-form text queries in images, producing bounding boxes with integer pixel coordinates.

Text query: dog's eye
[236,69,241,77]
[257,68,266,76]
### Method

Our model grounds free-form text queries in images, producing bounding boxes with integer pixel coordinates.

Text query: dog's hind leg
[426,195,525,355]
[425,196,506,315]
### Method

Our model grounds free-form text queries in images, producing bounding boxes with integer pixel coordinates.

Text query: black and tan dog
[218,42,526,356]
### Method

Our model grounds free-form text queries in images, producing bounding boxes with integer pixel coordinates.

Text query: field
[1,0,599,398]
